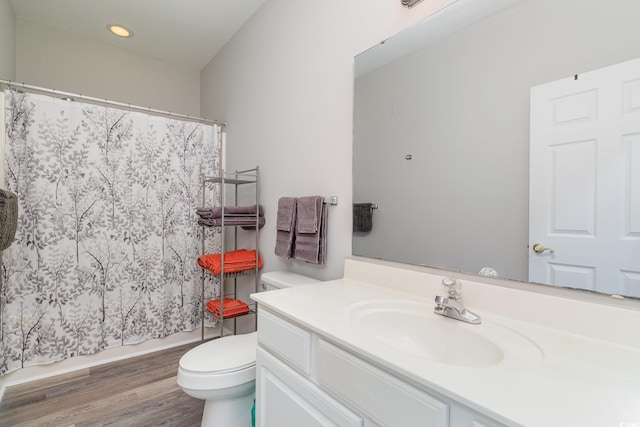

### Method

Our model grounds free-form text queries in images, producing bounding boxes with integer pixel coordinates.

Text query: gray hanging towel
[296,196,323,234]
[293,196,325,264]
[0,189,18,250]
[317,201,328,265]
[275,197,297,259]
[353,203,373,233]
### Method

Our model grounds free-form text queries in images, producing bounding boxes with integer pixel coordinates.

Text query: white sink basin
[348,299,543,368]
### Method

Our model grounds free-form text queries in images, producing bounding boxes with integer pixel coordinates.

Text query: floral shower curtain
[0,90,221,375]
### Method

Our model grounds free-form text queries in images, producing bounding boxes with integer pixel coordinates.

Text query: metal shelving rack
[200,166,260,341]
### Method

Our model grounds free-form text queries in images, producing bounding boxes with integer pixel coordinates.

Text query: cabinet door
[256,347,363,427]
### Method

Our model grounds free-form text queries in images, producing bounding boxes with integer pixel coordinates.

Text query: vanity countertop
[251,261,640,427]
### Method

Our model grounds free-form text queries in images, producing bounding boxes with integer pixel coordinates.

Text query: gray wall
[0,0,16,80]
[4,0,460,282]
[353,0,640,281]
[15,19,201,116]
[200,0,455,281]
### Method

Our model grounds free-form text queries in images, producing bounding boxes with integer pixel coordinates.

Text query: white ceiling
[10,0,268,70]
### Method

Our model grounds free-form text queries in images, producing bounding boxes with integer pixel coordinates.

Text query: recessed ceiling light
[107,24,133,38]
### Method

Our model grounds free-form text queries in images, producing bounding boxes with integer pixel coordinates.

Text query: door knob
[532,243,554,254]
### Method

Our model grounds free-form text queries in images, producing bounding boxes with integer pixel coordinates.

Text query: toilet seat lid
[180,332,257,374]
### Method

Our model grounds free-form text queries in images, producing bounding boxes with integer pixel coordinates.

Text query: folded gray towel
[0,189,18,251]
[198,216,265,228]
[275,197,297,259]
[197,205,264,219]
[296,196,323,234]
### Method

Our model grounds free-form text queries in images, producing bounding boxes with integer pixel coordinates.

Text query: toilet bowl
[177,271,320,427]
[178,332,257,427]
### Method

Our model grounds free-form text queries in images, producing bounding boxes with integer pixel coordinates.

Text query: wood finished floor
[0,342,204,427]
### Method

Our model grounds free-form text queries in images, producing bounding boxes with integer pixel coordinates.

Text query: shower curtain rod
[0,80,226,127]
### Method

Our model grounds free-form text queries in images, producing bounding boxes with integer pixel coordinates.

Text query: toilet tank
[260,271,320,292]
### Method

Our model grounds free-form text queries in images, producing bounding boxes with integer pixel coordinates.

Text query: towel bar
[353,202,378,209]
[324,196,339,205]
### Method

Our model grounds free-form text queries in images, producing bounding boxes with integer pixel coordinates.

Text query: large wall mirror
[353,0,640,299]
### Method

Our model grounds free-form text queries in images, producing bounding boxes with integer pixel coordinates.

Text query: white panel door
[529,57,640,296]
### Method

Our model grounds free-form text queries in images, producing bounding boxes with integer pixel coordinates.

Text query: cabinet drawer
[450,402,510,427]
[317,339,449,427]
[257,309,312,374]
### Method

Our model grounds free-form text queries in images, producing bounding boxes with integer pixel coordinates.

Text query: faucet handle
[441,277,462,299]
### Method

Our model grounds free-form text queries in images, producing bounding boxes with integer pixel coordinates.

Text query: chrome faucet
[434,277,481,324]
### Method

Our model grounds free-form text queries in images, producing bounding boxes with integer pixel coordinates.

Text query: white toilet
[177,271,320,427]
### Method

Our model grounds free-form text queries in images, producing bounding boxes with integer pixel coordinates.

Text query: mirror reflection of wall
[353,0,640,296]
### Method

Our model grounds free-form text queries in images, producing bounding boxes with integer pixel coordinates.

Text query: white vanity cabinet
[256,308,509,427]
